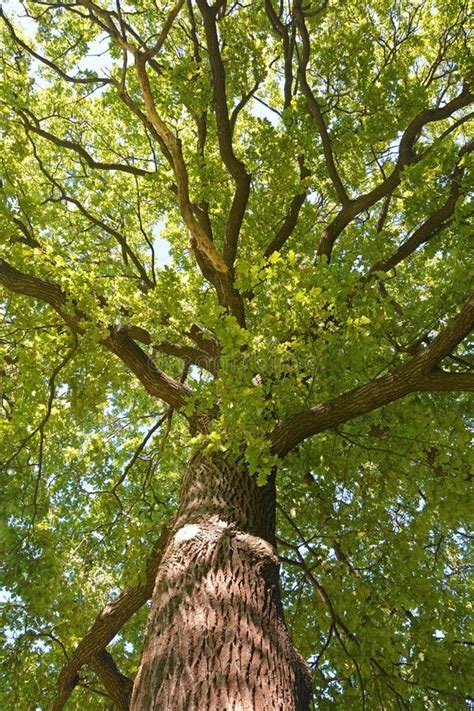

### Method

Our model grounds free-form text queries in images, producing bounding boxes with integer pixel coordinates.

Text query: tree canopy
[0,0,473,708]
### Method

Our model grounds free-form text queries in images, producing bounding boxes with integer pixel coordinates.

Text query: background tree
[0,0,473,708]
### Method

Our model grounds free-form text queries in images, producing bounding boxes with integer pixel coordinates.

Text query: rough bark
[131,452,312,710]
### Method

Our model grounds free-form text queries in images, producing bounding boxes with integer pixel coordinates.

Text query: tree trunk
[131,451,312,710]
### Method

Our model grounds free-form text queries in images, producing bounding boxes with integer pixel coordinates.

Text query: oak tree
[0,0,473,708]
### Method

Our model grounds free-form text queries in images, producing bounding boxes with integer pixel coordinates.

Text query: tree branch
[317,85,473,260]
[366,139,473,276]
[88,650,133,711]
[271,294,474,456]
[50,527,170,711]
[134,54,228,274]
[24,133,155,290]
[19,109,153,177]
[0,259,191,409]
[156,339,217,375]
[71,0,231,286]
[8,0,246,325]
[412,295,474,374]
[293,0,349,205]
[264,0,295,109]
[0,258,77,328]
[196,0,251,268]
[417,371,474,392]
[142,0,185,60]
[0,8,110,86]
[132,53,246,325]
[264,156,310,258]
[105,328,192,408]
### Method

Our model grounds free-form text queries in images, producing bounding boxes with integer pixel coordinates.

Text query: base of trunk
[132,453,312,710]
[131,518,311,710]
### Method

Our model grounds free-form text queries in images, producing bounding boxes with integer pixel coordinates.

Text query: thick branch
[20,111,153,177]
[50,528,170,711]
[88,650,133,711]
[272,295,474,456]
[156,339,217,375]
[134,54,228,275]
[318,85,473,260]
[196,0,251,268]
[413,295,474,373]
[105,328,192,408]
[367,139,473,276]
[73,0,230,281]
[0,259,190,409]
[264,156,310,258]
[0,258,77,328]
[264,0,295,109]
[133,54,246,325]
[368,195,456,275]
[417,371,474,392]
[0,9,109,86]
[293,0,348,205]
[119,326,217,374]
